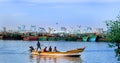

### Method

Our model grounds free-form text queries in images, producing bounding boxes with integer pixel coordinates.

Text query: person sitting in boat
[48,46,52,52]
[53,46,58,52]
[29,46,35,52]
[43,47,48,52]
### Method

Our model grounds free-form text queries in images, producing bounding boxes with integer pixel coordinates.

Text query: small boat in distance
[30,47,85,57]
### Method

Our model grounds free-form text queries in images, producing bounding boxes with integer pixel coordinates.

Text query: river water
[0,40,119,63]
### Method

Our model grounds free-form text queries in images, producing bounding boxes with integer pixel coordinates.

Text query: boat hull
[30,47,85,57]
[31,52,81,57]
[88,36,97,42]
[82,37,88,42]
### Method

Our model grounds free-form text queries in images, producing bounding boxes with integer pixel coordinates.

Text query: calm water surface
[0,40,119,63]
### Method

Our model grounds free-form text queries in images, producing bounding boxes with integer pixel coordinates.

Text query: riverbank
[0,32,107,42]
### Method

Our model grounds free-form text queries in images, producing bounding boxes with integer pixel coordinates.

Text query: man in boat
[48,46,52,52]
[53,46,58,52]
[43,47,47,52]
[36,41,41,51]
[29,46,35,52]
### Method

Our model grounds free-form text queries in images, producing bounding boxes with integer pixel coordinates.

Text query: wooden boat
[30,47,85,57]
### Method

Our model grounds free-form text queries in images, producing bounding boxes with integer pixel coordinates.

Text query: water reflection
[30,55,82,63]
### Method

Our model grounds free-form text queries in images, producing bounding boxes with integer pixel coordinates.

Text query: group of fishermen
[29,41,58,52]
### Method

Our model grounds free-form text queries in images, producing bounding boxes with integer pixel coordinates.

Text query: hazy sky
[0,0,120,31]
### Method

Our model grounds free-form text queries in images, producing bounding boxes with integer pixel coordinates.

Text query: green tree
[105,16,120,60]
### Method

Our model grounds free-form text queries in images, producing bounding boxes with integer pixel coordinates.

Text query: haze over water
[0,40,119,63]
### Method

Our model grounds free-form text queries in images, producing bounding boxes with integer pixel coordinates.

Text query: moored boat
[30,47,85,57]
[82,36,88,42]
[38,36,47,41]
[88,36,97,42]
[88,33,97,42]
